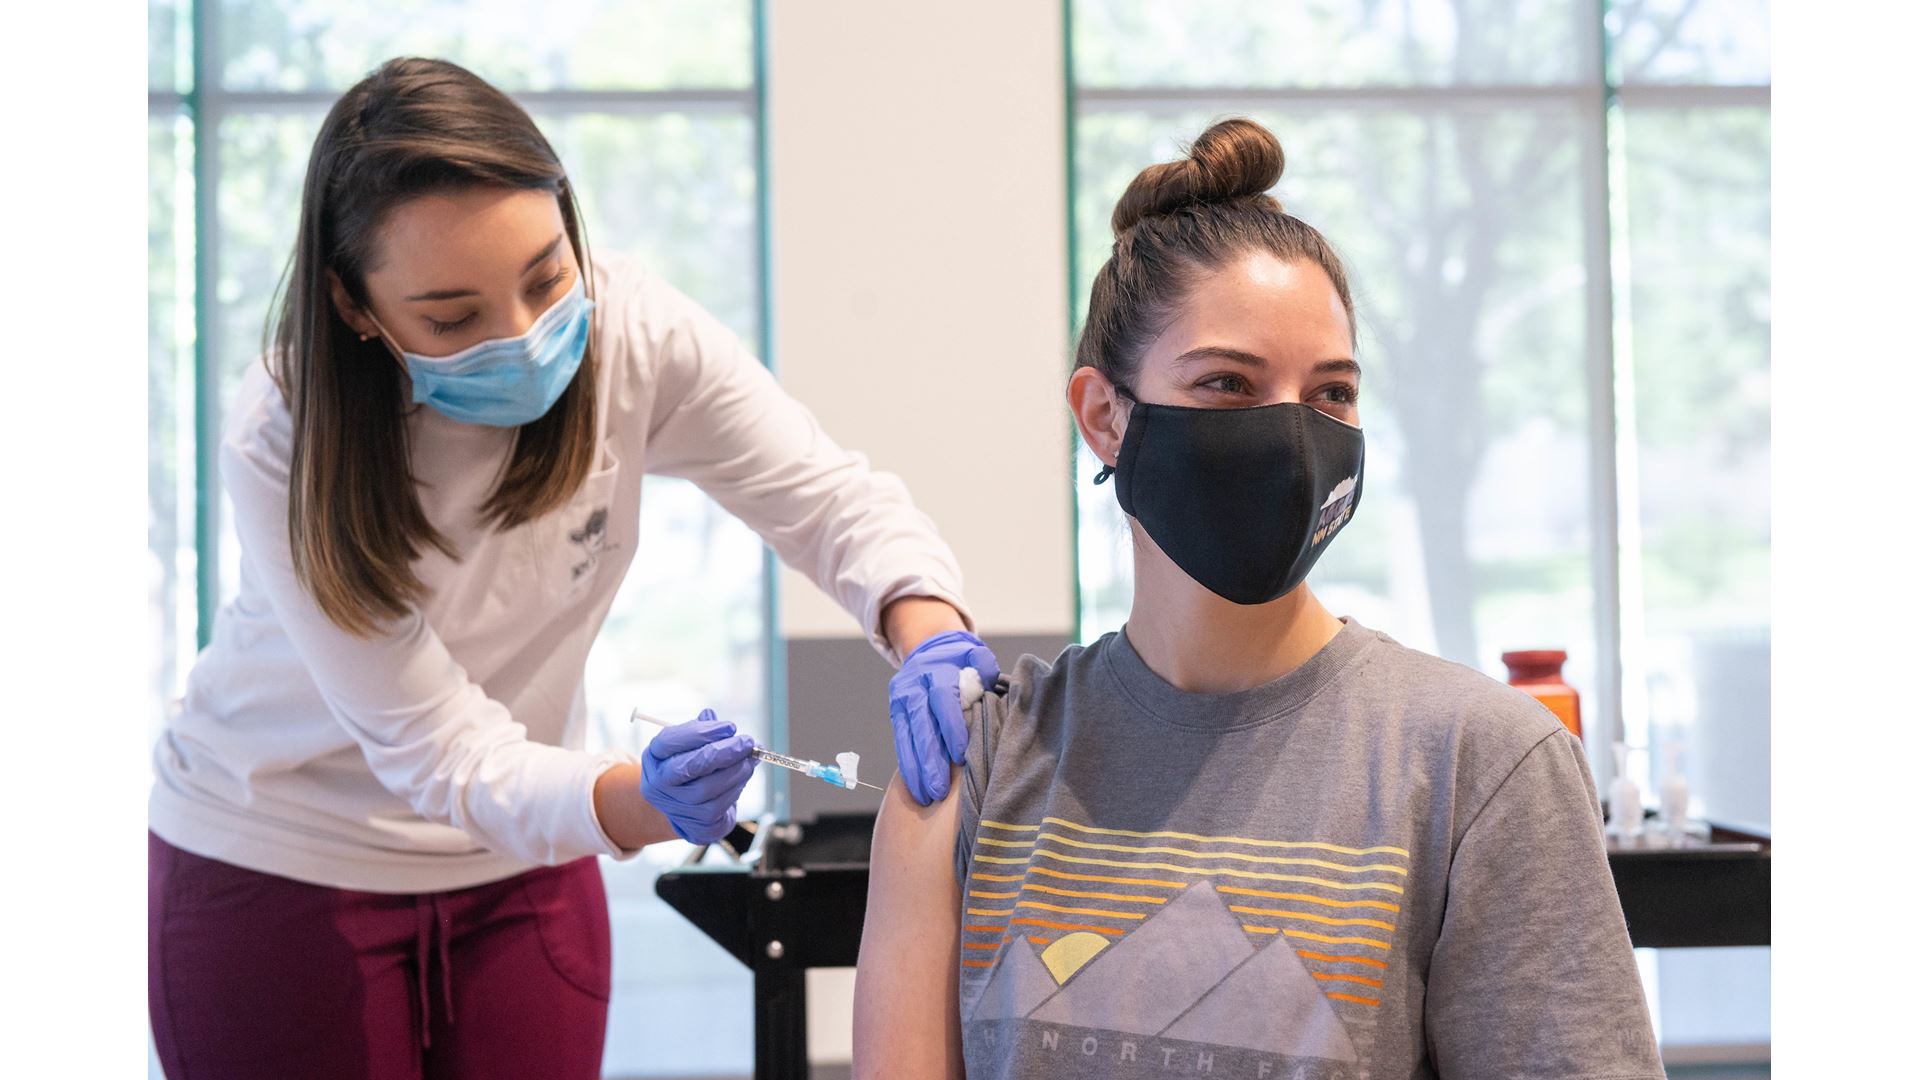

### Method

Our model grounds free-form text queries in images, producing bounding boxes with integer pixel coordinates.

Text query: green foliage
[539,112,758,340]
[1073,0,1582,88]
[1623,106,1771,460]
[216,0,751,92]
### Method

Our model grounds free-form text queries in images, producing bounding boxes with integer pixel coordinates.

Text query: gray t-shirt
[954,617,1662,1080]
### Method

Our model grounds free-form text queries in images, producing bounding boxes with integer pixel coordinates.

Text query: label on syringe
[752,748,814,772]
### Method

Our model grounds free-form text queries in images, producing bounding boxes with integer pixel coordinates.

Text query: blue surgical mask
[370,277,595,427]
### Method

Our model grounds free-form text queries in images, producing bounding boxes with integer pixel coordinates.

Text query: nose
[503,303,542,338]
[506,286,569,338]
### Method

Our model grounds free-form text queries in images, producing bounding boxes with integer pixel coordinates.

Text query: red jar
[1501,649,1583,740]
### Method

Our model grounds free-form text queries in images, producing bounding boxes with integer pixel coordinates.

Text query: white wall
[766,0,1074,644]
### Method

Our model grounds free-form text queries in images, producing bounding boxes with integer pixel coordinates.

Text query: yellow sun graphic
[1038,932,1111,985]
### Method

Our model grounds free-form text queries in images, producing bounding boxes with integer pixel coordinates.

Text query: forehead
[369,186,565,279]
[1147,251,1352,364]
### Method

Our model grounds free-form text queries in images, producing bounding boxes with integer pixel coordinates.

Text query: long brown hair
[267,57,598,636]
[1075,117,1355,386]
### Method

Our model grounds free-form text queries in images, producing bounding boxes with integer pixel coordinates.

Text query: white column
[766,0,1074,645]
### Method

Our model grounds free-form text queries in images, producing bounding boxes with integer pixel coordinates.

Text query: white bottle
[1608,742,1643,842]
[1660,741,1690,841]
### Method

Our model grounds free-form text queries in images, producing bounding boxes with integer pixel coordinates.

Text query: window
[1068,0,1769,1057]
[147,3,770,1074]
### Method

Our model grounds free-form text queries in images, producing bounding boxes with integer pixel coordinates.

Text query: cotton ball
[958,666,985,709]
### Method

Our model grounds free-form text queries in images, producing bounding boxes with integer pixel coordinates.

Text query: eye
[535,268,569,295]
[426,313,476,336]
[1317,383,1359,406]
[1197,372,1256,397]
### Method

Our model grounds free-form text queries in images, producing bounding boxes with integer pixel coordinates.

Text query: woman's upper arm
[631,275,968,661]
[853,769,966,1080]
[1424,730,1663,1076]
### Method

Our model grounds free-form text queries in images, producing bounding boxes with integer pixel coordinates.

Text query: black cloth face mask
[1095,390,1365,605]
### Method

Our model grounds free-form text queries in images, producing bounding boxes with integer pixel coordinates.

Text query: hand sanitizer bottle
[1608,742,1643,843]
[1660,741,1691,843]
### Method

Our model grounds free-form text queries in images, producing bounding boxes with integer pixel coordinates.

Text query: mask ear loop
[358,306,408,367]
[1092,379,1136,485]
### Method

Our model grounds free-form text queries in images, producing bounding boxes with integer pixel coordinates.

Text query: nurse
[147,57,996,1079]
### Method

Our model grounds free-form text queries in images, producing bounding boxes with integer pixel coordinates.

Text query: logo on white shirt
[568,507,611,581]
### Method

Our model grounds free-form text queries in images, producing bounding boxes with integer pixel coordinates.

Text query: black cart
[657,812,1769,1080]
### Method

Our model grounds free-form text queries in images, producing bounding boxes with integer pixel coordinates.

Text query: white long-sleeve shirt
[149,251,971,893]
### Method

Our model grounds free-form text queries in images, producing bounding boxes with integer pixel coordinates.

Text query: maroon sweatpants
[148,831,611,1080]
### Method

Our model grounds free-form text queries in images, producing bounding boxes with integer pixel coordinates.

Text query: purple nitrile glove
[888,629,1002,805]
[639,709,758,844]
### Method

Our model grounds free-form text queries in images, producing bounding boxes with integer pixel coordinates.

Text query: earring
[360,332,371,341]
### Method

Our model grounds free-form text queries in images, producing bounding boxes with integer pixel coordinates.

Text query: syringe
[629,711,883,792]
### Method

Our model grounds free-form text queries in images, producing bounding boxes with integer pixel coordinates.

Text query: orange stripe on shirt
[1217,885,1401,913]
[1022,883,1167,905]
[1295,949,1389,970]
[1040,817,1413,858]
[983,817,1411,859]
[1016,900,1148,921]
[1327,991,1381,1007]
[1227,905,1397,932]
[962,942,1000,951]
[1031,831,1409,876]
[1026,866,1189,889]
[1284,929,1392,950]
[1027,850,1405,894]
[1009,917,1126,935]
[962,959,995,969]
[1313,972,1385,989]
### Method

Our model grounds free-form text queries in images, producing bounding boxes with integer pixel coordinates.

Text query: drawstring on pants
[412,892,457,1049]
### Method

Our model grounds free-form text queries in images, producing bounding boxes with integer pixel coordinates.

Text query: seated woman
[851,118,1663,1079]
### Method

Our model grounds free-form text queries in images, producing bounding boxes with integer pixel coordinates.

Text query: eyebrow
[403,233,566,302]
[1172,346,1362,378]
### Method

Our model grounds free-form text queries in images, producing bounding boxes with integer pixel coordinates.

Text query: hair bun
[1110,117,1285,235]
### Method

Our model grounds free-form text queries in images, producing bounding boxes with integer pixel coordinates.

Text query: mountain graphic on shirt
[1027,879,1253,1032]
[969,881,1360,1062]
[1162,918,1360,1060]
[969,933,1060,1022]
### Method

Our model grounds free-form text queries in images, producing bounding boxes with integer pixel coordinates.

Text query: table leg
[754,966,809,1080]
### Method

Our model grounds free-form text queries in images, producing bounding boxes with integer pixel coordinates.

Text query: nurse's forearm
[881,596,969,658]
[592,764,680,851]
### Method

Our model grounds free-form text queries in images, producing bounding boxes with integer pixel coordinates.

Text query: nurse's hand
[888,630,1002,805]
[639,710,758,844]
